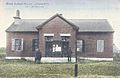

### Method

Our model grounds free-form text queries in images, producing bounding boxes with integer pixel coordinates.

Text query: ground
[0,47,120,78]
[0,60,120,78]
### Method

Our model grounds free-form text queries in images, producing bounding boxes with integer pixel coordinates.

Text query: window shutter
[21,39,24,51]
[82,40,85,52]
[32,39,35,51]
[100,40,104,52]
[11,39,15,51]
[97,40,100,52]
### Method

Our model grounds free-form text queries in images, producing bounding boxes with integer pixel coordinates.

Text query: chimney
[59,14,62,16]
[13,9,21,20]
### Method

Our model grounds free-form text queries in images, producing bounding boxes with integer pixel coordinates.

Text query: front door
[52,41,62,57]
[61,41,69,57]
[45,40,69,57]
[45,41,53,57]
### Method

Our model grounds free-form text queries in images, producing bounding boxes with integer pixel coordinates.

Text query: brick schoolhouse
[6,10,114,60]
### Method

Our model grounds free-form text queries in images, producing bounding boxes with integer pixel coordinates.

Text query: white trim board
[60,34,71,36]
[5,57,75,62]
[44,34,54,36]
[5,57,113,62]
[79,57,113,61]
[5,57,35,61]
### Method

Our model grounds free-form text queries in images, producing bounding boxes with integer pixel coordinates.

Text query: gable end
[36,14,79,30]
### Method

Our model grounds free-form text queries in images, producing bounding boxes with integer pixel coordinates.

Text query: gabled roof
[36,14,79,30]
[6,19,46,32]
[69,19,114,32]
[6,14,114,32]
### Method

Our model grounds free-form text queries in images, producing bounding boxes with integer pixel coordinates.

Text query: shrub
[0,47,6,54]
[113,52,120,61]
[0,47,6,60]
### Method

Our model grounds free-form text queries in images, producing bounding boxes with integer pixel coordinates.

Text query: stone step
[5,57,76,62]
[41,57,75,62]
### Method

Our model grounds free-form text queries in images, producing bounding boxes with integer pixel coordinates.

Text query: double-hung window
[77,40,84,52]
[97,40,104,52]
[32,39,39,51]
[11,38,23,51]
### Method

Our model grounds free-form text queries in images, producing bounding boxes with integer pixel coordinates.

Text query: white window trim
[60,34,71,36]
[44,33,54,36]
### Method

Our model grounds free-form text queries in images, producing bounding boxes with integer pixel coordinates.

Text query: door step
[6,57,75,62]
[41,57,75,63]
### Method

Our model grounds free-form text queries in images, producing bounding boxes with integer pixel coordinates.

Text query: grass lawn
[0,60,120,78]
[0,48,120,78]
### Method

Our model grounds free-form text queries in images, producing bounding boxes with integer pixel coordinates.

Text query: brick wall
[6,17,113,58]
[38,17,76,56]
[6,32,38,57]
[77,32,113,58]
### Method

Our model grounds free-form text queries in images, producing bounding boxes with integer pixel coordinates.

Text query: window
[61,36,69,41]
[97,40,104,52]
[32,39,39,51]
[45,36,53,41]
[11,39,23,51]
[77,40,84,52]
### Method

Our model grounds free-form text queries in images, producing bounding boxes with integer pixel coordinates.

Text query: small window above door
[61,36,69,41]
[45,36,53,41]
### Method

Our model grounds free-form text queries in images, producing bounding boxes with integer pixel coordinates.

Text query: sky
[0,0,120,49]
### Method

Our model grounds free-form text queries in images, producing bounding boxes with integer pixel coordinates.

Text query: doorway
[45,40,69,57]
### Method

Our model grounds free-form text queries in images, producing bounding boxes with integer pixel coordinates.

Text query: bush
[0,47,6,54]
[0,47,6,60]
[113,52,120,61]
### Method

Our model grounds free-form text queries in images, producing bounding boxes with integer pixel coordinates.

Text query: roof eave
[78,30,115,33]
[6,31,38,33]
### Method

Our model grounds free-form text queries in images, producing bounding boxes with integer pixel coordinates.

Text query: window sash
[45,36,53,41]
[77,40,84,52]
[61,36,69,41]
[97,40,104,52]
[11,38,23,51]
[32,39,38,51]
[15,39,21,50]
